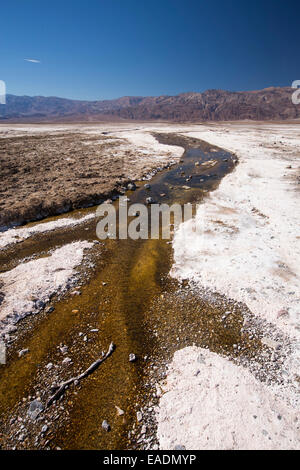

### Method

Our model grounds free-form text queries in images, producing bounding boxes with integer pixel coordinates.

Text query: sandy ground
[0,123,184,229]
[158,122,300,450]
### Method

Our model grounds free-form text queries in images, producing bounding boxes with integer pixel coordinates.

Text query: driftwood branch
[46,342,116,407]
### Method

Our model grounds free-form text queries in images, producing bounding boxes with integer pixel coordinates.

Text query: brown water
[0,134,251,450]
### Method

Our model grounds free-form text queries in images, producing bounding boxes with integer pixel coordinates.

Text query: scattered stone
[127,182,136,191]
[137,411,143,422]
[62,357,72,365]
[144,184,151,189]
[46,306,55,314]
[70,290,81,296]
[60,345,68,354]
[129,353,137,362]
[35,300,45,310]
[28,400,44,420]
[141,425,147,435]
[18,348,29,357]
[102,420,111,432]
[46,362,53,370]
[41,425,48,434]
[146,197,155,204]
[115,405,125,416]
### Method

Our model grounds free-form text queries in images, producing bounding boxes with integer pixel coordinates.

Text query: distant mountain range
[0,87,298,122]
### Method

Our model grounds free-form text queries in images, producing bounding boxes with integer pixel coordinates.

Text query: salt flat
[158,122,300,450]
[1,121,299,449]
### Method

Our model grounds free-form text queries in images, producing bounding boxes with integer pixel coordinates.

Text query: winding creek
[0,133,248,450]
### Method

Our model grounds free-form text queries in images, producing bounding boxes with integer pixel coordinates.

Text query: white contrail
[24,58,41,63]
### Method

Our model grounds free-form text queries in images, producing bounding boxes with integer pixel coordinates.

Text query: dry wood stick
[46,342,116,407]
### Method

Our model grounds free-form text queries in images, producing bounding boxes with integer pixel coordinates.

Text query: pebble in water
[129,353,137,362]
[102,420,111,432]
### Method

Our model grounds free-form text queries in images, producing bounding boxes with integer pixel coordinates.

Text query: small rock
[35,300,45,310]
[60,345,68,354]
[70,291,81,296]
[146,197,155,204]
[127,182,136,191]
[102,420,111,432]
[144,184,151,189]
[115,405,125,416]
[46,362,53,370]
[28,400,44,420]
[46,306,54,314]
[62,357,72,365]
[174,444,186,450]
[129,353,137,362]
[41,425,48,434]
[137,411,143,422]
[18,348,29,357]
[141,425,147,435]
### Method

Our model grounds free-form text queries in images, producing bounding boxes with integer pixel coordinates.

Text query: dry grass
[0,131,168,228]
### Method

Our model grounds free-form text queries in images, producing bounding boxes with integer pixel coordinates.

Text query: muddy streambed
[0,133,255,450]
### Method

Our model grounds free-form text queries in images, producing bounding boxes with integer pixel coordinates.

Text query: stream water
[0,134,245,450]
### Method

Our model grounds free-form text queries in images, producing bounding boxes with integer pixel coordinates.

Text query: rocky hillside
[0,87,298,122]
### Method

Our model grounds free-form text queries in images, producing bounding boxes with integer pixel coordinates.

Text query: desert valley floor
[0,121,299,450]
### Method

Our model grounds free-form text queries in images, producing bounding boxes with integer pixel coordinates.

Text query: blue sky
[1,0,299,100]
